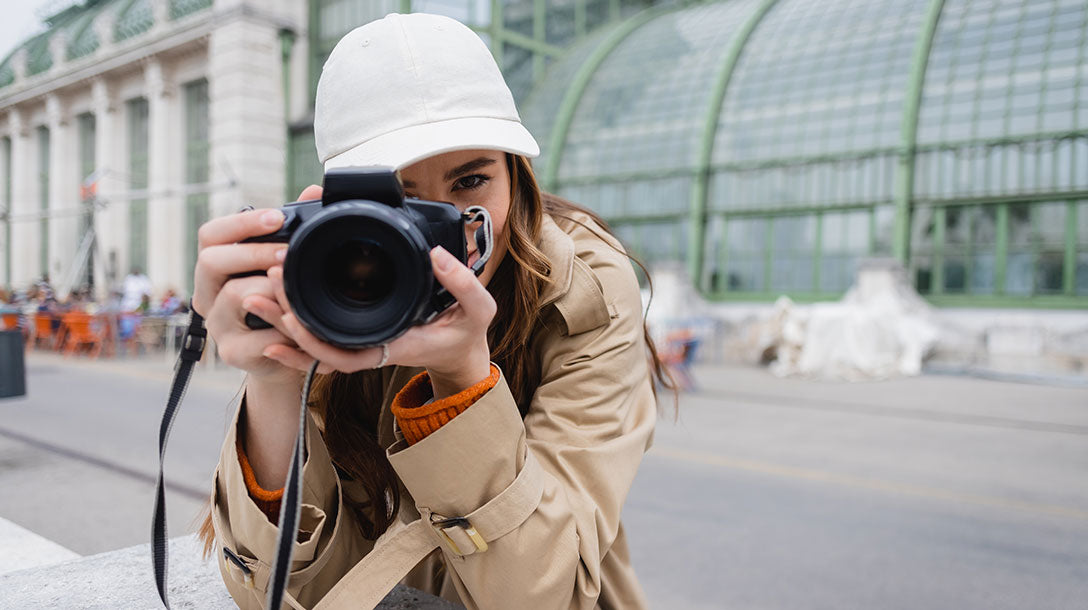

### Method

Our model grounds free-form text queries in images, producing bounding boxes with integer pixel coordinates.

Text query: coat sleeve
[210,399,374,609]
[386,244,657,610]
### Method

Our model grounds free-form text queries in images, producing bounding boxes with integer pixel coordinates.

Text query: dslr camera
[241,167,493,348]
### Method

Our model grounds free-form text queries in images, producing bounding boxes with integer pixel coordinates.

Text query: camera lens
[284,200,432,348]
[324,240,395,305]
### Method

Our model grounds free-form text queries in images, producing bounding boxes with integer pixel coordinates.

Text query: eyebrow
[401,157,497,189]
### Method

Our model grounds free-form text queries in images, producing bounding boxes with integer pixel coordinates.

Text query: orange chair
[33,313,58,350]
[58,311,105,358]
[1,313,18,330]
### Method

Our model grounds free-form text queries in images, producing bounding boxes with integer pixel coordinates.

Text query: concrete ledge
[0,535,459,608]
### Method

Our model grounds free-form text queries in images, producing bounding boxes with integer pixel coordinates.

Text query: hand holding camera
[194,167,497,401]
[191,203,302,389]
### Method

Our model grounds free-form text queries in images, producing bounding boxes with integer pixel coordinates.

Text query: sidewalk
[24,349,247,393]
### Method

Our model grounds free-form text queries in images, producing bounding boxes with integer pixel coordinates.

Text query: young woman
[193,13,671,609]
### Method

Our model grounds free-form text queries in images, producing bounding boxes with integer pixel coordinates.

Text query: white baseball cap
[315,13,540,171]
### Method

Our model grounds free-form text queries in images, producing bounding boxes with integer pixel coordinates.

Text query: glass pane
[184,80,210,294]
[317,0,400,45]
[770,215,816,292]
[969,206,996,294]
[413,0,489,26]
[1034,202,1067,294]
[915,0,1088,199]
[37,127,49,276]
[545,1,576,46]
[725,217,767,291]
[289,128,322,201]
[128,98,150,274]
[501,0,535,38]
[522,25,614,170]
[911,207,937,293]
[502,42,534,102]
[1078,202,1088,295]
[560,0,765,179]
[820,210,870,293]
[943,207,969,294]
[715,0,927,168]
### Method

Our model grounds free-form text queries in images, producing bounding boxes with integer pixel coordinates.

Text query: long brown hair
[198,154,676,555]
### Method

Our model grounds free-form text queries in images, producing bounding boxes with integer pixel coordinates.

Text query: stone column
[8,108,36,288]
[145,58,182,297]
[92,78,120,299]
[46,94,78,293]
[208,8,288,220]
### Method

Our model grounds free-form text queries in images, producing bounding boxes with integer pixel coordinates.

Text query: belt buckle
[429,515,488,555]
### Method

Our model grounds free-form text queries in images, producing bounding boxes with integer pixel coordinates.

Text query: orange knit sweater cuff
[391,364,500,445]
[236,440,283,521]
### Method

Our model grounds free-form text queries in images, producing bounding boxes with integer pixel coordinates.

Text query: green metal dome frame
[523,0,1088,307]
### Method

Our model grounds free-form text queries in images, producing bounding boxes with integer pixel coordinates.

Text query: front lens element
[323,240,395,305]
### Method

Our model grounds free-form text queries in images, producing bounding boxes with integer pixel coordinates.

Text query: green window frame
[287,126,321,202]
[37,126,50,278]
[127,97,149,275]
[911,198,1088,304]
[184,79,210,295]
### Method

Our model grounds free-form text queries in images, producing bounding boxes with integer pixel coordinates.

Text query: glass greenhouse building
[515,0,1088,309]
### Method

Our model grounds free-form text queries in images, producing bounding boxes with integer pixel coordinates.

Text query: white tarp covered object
[759,261,940,380]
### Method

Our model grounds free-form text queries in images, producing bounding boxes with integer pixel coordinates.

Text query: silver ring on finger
[374,344,389,369]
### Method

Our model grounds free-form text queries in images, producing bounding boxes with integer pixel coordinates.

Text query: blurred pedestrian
[121,267,152,312]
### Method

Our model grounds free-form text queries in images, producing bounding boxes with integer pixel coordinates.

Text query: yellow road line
[649,446,1088,522]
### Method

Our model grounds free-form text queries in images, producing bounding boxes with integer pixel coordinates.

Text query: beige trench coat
[210,210,657,609]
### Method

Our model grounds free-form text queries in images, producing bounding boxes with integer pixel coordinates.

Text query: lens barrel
[282,200,433,348]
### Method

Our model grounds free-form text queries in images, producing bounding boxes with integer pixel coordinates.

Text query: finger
[269,266,386,371]
[263,344,334,375]
[280,312,386,372]
[206,276,289,338]
[267,265,292,317]
[297,184,323,202]
[215,327,291,370]
[240,294,291,337]
[197,208,285,250]
[430,246,496,323]
[199,243,287,279]
[194,244,287,315]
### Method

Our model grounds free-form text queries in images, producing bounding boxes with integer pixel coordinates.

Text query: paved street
[1,352,1086,609]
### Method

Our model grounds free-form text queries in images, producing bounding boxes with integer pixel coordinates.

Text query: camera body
[243,167,487,348]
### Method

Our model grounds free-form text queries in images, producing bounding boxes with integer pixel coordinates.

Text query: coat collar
[537,213,575,308]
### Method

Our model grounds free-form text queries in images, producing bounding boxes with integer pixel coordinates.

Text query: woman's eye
[453,174,489,191]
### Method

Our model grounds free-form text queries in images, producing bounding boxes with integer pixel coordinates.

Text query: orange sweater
[238,365,501,520]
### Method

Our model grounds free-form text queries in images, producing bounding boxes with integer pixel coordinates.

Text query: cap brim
[323,116,540,171]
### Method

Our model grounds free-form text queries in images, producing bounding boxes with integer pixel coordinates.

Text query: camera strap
[151,301,315,610]
[151,306,208,609]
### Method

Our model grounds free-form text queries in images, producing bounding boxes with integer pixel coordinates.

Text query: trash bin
[0,329,26,398]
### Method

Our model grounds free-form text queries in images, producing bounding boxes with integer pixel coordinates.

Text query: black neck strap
[152,306,208,609]
[152,304,314,609]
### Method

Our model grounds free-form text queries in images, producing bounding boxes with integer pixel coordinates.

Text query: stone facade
[0,0,308,299]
